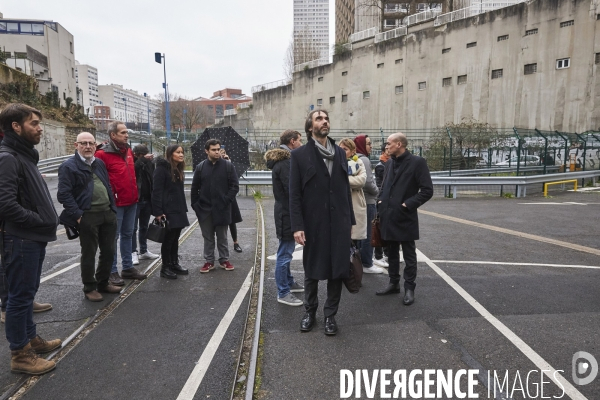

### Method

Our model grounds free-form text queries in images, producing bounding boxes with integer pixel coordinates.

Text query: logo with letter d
[572,351,598,386]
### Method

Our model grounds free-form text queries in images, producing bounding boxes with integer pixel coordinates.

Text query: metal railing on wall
[349,27,378,43]
[434,0,527,26]
[375,26,407,43]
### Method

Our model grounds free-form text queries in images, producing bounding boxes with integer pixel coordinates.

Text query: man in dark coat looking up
[57,132,121,302]
[132,144,159,264]
[289,110,355,336]
[191,139,239,273]
[264,129,305,306]
[376,132,433,305]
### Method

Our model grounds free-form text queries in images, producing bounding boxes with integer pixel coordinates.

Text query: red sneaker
[219,261,234,271]
[200,263,214,273]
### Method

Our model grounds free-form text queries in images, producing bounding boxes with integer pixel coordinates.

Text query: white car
[496,155,540,167]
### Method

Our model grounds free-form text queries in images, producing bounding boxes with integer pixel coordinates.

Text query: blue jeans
[3,234,46,350]
[112,204,137,273]
[359,204,376,268]
[275,239,296,298]
[132,201,152,254]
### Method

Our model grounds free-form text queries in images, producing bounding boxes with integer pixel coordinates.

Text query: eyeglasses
[77,141,96,147]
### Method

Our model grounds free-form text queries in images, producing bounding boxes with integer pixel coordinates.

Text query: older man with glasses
[57,132,121,301]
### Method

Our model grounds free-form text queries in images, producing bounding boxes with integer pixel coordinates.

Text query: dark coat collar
[1,130,39,164]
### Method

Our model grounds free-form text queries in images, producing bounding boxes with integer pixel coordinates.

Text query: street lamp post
[122,97,128,127]
[144,92,151,134]
[155,52,171,141]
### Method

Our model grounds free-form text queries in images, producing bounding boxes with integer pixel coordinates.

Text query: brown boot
[29,335,62,354]
[11,343,56,375]
[33,301,52,313]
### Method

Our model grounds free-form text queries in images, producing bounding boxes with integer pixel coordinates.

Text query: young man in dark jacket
[95,121,146,285]
[132,144,159,264]
[264,130,304,306]
[0,103,61,375]
[191,139,239,273]
[57,132,121,302]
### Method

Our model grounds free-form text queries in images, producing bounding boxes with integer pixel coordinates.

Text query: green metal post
[535,129,548,175]
[513,127,521,176]
[555,131,569,172]
[446,127,453,176]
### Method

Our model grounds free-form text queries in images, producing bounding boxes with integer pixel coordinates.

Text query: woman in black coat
[152,145,190,279]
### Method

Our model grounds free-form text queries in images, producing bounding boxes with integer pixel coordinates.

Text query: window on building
[318,76,324,82]
[330,96,335,104]
[442,77,452,87]
[226,104,234,110]
[560,20,574,28]
[491,69,503,79]
[342,94,348,102]
[596,53,600,64]
[20,23,32,33]
[442,48,451,54]
[525,28,538,36]
[342,71,348,76]
[215,105,224,117]
[418,82,426,90]
[395,59,403,64]
[317,98,323,106]
[14,52,27,59]
[597,14,600,20]
[363,91,370,99]
[457,75,467,85]
[497,35,509,41]
[377,63,384,68]
[70,41,73,53]
[72,68,75,78]
[466,42,477,48]
[556,58,570,69]
[7,23,19,33]
[524,63,537,75]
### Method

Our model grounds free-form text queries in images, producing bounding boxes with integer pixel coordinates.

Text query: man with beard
[376,133,433,305]
[289,110,355,335]
[0,103,61,375]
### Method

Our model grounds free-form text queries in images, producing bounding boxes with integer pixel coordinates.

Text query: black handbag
[343,243,363,294]
[64,224,79,240]
[147,218,168,243]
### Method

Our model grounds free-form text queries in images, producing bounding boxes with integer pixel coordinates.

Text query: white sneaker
[277,293,303,306]
[363,266,385,274]
[139,251,160,260]
[132,252,139,265]
[373,258,389,268]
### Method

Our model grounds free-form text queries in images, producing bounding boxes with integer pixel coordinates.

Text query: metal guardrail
[434,0,526,26]
[224,109,237,116]
[37,155,71,173]
[430,165,560,176]
[435,170,600,198]
[349,27,378,43]
[375,26,407,43]
[251,79,289,93]
[404,9,442,26]
[293,58,330,73]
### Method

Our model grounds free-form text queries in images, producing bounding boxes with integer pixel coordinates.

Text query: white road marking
[40,263,80,283]
[418,249,587,400]
[176,268,253,400]
[430,260,600,269]
[419,209,600,256]
[267,244,304,261]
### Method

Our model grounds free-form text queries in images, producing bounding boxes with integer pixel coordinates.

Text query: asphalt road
[0,181,598,400]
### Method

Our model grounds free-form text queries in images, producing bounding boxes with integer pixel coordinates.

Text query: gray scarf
[280,144,292,151]
[314,138,335,175]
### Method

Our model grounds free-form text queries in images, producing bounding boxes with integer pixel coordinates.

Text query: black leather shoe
[403,289,415,305]
[233,243,242,253]
[300,312,316,332]
[376,283,401,296]
[160,266,177,279]
[324,316,338,336]
[170,262,189,275]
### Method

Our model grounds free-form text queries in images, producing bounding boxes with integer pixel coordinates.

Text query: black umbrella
[191,126,250,178]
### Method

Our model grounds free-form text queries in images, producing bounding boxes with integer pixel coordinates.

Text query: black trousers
[387,240,417,290]
[229,223,237,242]
[304,277,343,318]
[79,210,117,292]
[374,245,389,260]
[161,227,183,266]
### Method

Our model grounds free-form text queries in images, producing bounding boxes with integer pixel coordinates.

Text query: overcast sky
[2,0,335,100]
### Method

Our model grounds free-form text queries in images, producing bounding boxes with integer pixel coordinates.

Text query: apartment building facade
[98,84,161,131]
[294,0,330,61]
[75,61,101,116]
[0,13,76,106]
